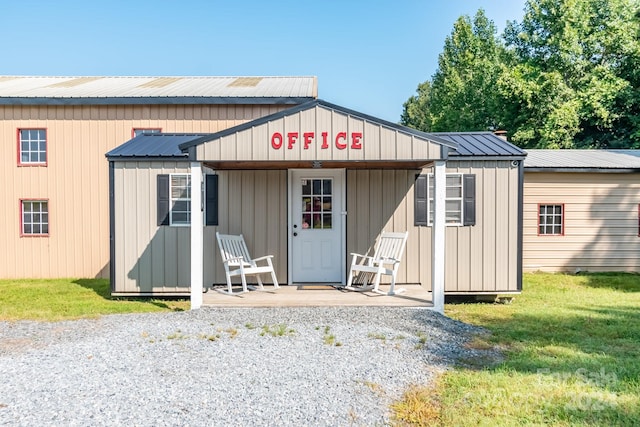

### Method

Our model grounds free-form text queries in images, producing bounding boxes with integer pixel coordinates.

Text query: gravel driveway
[0,307,488,426]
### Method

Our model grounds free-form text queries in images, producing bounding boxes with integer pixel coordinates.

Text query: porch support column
[190,161,203,310]
[432,160,446,313]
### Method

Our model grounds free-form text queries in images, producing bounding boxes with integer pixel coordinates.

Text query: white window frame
[428,173,463,226]
[539,204,563,235]
[21,200,49,236]
[19,129,47,165]
[132,128,162,138]
[170,174,191,226]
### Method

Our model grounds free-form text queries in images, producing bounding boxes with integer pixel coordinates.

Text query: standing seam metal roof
[524,149,640,169]
[434,132,526,157]
[0,76,318,104]
[106,133,208,159]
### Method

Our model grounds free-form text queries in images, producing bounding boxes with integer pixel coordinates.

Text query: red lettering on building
[270,131,363,150]
[303,132,314,149]
[287,132,299,149]
[351,132,363,149]
[335,132,347,150]
[271,132,283,149]
[321,132,329,149]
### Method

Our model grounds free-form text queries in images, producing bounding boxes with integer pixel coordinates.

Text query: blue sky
[2,0,526,122]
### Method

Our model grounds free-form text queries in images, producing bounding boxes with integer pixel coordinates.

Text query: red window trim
[17,128,48,167]
[537,203,564,236]
[131,127,162,138]
[20,198,50,237]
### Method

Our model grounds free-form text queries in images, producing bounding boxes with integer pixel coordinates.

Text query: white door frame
[287,169,346,285]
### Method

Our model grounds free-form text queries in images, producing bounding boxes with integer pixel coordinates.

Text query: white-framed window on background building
[132,128,162,138]
[21,200,49,236]
[18,129,47,165]
[538,204,564,235]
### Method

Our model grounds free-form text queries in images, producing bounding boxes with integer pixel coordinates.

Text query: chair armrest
[350,253,373,260]
[251,255,274,262]
[374,257,399,265]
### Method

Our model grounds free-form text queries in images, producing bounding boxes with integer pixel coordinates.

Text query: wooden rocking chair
[215,232,279,295]
[344,231,409,296]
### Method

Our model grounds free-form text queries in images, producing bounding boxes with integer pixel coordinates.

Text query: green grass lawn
[393,272,640,426]
[0,278,189,321]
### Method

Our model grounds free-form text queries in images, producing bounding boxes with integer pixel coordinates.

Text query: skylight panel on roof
[137,77,182,88]
[47,77,102,88]
[227,77,263,87]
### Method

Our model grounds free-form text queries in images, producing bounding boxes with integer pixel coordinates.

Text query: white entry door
[289,169,345,284]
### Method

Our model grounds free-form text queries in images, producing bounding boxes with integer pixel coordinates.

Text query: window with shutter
[415,173,476,227]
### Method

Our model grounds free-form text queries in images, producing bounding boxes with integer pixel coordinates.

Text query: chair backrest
[372,231,409,262]
[216,232,252,266]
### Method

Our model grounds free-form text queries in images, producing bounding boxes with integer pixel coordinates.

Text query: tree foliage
[402,0,640,149]
[402,10,505,132]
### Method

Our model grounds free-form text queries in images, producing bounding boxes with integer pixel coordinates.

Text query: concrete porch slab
[202,284,434,308]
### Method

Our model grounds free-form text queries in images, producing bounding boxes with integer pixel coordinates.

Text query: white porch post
[190,161,203,310]
[432,160,446,313]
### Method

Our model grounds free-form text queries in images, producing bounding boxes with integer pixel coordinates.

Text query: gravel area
[0,307,491,426]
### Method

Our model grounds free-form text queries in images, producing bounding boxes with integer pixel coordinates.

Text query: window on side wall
[169,174,191,226]
[18,129,47,165]
[132,128,162,138]
[538,204,563,235]
[21,200,49,236]
[157,173,218,226]
[414,173,475,226]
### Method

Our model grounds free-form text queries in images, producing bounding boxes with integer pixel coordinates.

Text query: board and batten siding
[346,160,520,293]
[0,104,288,279]
[523,172,640,272]
[196,105,443,162]
[112,163,287,295]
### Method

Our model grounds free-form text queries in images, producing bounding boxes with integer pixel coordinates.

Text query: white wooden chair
[344,231,409,296]
[215,232,279,295]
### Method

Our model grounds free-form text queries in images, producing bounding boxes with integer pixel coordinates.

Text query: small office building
[107,100,526,304]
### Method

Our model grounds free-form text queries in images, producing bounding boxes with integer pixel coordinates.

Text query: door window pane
[301,178,333,229]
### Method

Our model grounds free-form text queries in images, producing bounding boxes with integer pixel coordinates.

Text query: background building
[0,76,317,278]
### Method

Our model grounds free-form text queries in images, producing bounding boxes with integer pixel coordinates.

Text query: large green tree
[403,0,640,149]
[402,9,506,132]
[501,0,640,148]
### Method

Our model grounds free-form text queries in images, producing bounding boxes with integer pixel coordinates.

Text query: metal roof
[0,76,317,105]
[106,133,208,159]
[524,149,640,171]
[434,132,526,157]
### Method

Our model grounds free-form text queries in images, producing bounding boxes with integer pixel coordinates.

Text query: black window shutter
[157,174,170,226]
[205,174,219,226]
[463,174,476,226]
[414,174,428,226]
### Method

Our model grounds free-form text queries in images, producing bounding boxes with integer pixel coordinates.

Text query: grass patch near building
[393,272,640,426]
[0,278,189,321]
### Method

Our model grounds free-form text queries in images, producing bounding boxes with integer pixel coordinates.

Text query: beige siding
[196,105,443,162]
[0,104,288,279]
[347,161,520,294]
[113,162,191,294]
[205,170,287,287]
[113,166,287,295]
[523,172,640,272]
